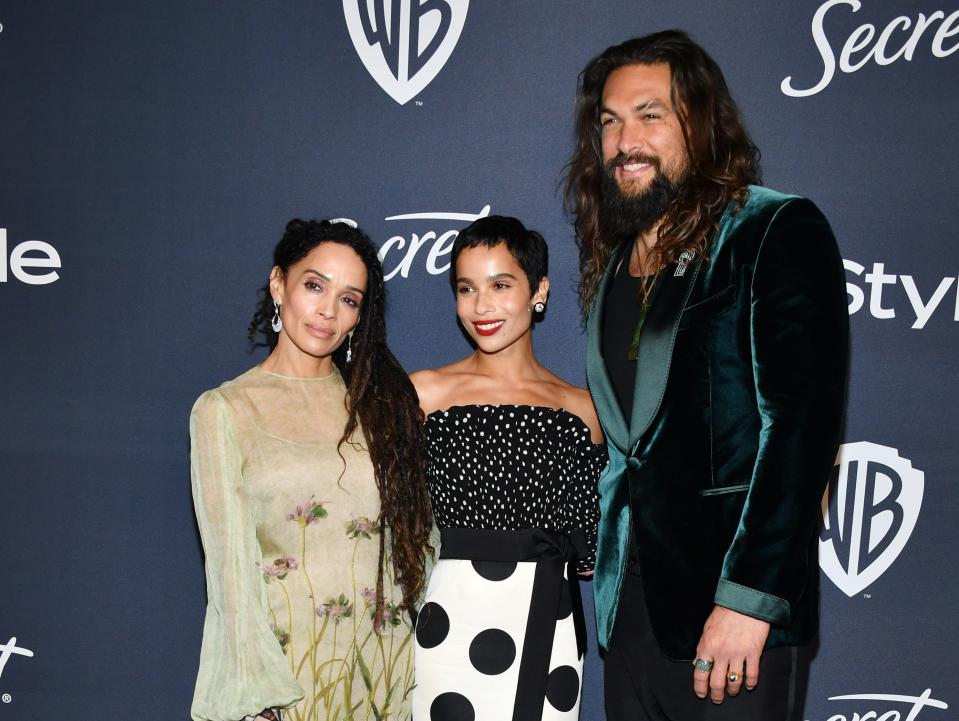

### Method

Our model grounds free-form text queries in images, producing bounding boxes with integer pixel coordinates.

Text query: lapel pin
[674,250,695,277]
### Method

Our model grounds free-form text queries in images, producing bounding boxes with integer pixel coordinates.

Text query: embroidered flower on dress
[346,515,379,539]
[316,593,353,622]
[261,557,298,582]
[358,587,401,626]
[374,601,402,627]
[270,623,290,654]
[287,498,328,527]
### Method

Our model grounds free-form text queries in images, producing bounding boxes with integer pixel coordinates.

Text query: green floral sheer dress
[189,366,414,721]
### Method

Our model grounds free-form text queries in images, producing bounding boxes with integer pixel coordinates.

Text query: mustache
[605,152,661,171]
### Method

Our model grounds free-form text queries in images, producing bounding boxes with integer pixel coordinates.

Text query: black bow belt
[439,527,587,721]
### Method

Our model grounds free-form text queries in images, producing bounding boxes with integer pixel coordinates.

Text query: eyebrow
[600,98,670,116]
[306,270,365,295]
[456,272,520,284]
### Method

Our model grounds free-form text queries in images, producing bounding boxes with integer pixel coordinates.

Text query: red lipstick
[472,319,505,336]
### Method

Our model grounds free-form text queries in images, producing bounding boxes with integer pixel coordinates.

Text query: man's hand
[692,606,770,703]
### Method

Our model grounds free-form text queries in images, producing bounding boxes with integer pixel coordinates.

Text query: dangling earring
[345,332,353,364]
[271,300,283,333]
[533,301,546,314]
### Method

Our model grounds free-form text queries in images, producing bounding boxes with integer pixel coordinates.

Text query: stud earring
[533,301,546,314]
[271,300,283,333]
[345,332,353,364]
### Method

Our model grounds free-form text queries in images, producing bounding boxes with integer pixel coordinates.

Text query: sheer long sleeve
[190,390,304,721]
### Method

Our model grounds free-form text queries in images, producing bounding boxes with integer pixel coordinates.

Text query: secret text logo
[376,203,491,280]
[343,0,469,105]
[820,442,924,597]
[0,637,34,705]
[782,1,958,97]
[806,688,948,721]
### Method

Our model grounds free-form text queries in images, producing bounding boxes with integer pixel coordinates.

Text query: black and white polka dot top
[425,404,608,572]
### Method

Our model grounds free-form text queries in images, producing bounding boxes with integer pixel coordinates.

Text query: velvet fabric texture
[586,186,849,659]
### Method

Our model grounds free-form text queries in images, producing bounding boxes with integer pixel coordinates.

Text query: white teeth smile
[476,321,505,331]
[622,162,648,172]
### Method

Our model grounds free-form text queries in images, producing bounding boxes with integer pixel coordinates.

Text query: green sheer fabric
[189,366,413,721]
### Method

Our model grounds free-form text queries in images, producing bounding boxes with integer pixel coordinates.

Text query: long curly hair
[564,30,761,314]
[250,218,432,624]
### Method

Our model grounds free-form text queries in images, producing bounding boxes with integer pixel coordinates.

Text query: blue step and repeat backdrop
[2,1,957,719]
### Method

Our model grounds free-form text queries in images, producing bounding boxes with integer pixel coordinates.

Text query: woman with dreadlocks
[189,219,431,721]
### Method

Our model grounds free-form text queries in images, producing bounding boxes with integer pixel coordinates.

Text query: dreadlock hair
[563,29,761,315]
[249,218,432,626]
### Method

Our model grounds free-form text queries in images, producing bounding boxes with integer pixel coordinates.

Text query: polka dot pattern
[468,628,517,675]
[425,405,607,573]
[416,602,450,649]
[430,692,476,721]
[471,560,517,581]
[414,405,603,721]
[545,665,580,712]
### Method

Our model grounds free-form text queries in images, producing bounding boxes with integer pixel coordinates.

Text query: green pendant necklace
[627,277,655,362]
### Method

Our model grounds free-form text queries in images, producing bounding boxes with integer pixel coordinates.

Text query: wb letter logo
[819,442,924,596]
[343,0,469,105]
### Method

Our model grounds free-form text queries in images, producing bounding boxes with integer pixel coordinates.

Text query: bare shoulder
[555,383,604,444]
[410,362,470,415]
[409,368,444,414]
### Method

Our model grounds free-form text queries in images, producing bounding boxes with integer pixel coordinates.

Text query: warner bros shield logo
[819,442,924,596]
[343,0,469,105]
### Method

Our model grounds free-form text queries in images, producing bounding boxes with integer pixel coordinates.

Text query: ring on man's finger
[692,658,714,673]
[727,671,740,684]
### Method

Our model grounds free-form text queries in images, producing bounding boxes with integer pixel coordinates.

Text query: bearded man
[565,30,848,721]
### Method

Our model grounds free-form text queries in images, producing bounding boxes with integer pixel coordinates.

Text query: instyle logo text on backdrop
[343,0,469,105]
[844,260,959,329]
[0,228,61,285]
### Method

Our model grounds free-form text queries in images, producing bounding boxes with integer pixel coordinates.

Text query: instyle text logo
[1,228,61,285]
[820,442,924,597]
[782,1,959,97]
[343,0,469,105]
[806,688,948,721]
[844,259,958,329]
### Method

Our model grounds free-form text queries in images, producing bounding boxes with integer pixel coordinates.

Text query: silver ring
[692,658,714,673]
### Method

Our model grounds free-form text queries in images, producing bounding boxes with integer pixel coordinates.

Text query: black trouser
[603,572,810,721]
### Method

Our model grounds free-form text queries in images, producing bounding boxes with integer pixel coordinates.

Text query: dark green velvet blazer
[586,186,848,658]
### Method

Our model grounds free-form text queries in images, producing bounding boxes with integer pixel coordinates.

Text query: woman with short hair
[410,215,606,721]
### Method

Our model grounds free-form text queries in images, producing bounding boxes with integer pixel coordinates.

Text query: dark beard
[600,156,680,240]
